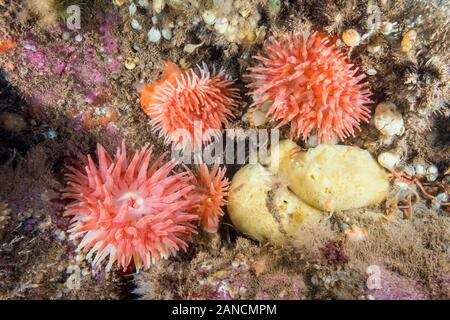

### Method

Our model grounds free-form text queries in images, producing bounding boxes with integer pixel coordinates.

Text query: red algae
[140,62,240,148]
[246,32,372,143]
[63,142,198,272]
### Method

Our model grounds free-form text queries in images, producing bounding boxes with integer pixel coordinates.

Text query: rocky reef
[0,0,448,300]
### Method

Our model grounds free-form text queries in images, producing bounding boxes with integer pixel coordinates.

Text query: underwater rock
[342,29,361,47]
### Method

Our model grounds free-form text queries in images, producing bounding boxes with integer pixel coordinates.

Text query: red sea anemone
[63,142,198,271]
[187,164,230,233]
[246,32,372,143]
[140,61,240,148]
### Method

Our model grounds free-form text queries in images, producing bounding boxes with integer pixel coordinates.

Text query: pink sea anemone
[246,32,372,143]
[63,142,198,271]
[140,61,240,148]
[187,164,230,233]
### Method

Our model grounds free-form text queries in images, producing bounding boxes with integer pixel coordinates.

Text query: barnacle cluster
[200,0,266,44]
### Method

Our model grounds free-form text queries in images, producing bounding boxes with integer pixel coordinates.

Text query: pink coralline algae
[14,13,121,109]
[366,265,429,300]
[255,273,305,300]
[23,40,72,76]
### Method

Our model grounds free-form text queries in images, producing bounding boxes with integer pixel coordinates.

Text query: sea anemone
[187,163,230,233]
[246,32,372,143]
[140,61,240,148]
[63,142,198,271]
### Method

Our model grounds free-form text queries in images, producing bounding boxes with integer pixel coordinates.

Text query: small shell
[306,134,318,148]
[179,58,190,69]
[62,31,70,40]
[131,19,142,30]
[202,10,217,25]
[124,58,137,70]
[432,193,448,209]
[224,0,234,15]
[148,27,162,43]
[132,44,141,52]
[342,29,361,47]
[153,0,166,13]
[74,34,83,42]
[380,22,395,35]
[431,192,448,210]
[162,28,172,40]
[377,152,400,171]
[113,0,125,6]
[436,193,448,203]
[183,42,203,53]
[57,230,67,241]
[225,25,238,42]
[138,0,149,8]
[366,68,377,76]
[238,6,251,18]
[241,29,257,44]
[415,164,426,176]
[248,110,267,127]
[426,165,438,182]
